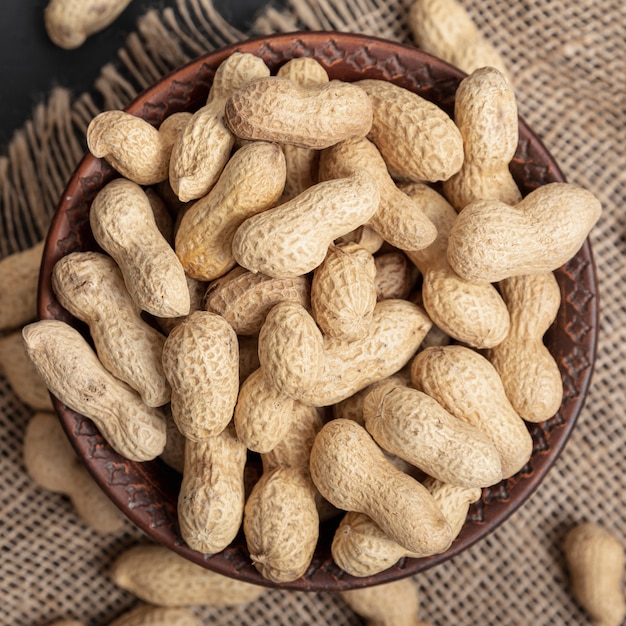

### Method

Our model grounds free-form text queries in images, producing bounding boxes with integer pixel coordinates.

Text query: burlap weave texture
[0,0,624,624]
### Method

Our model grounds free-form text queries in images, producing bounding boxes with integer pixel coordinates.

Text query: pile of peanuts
[22,46,602,588]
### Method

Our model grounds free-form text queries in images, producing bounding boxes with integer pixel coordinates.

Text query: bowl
[38,31,599,591]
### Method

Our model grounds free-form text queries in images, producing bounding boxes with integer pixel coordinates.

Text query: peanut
[336,225,385,254]
[52,251,171,407]
[447,182,602,283]
[409,0,512,82]
[374,251,418,300]
[243,466,319,582]
[443,67,521,211]
[411,345,533,478]
[232,171,380,279]
[340,578,422,626]
[90,178,190,317]
[276,58,329,200]
[563,522,626,626]
[0,240,44,331]
[318,136,438,251]
[23,411,125,533]
[298,299,432,407]
[487,272,563,422]
[169,52,270,201]
[108,605,199,626]
[0,330,53,410]
[355,78,464,182]
[177,423,247,554]
[310,243,377,341]
[332,478,480,577]
[109,543,264,607]
[363,381,503,488]
[155,275,207,336]
[44,0,133,49]
[310,419,452,555]
[233,367,299,453]
[161,311,239,440]
[174,141,286,281]
[224,76,373,149]
[257,301,324,398]
[22,320,166,462]
[401,182,510,348]
[86,111,190,186]
[203,266,311,335]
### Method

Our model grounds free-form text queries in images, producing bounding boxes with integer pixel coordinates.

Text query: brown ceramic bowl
[38,31,599,591]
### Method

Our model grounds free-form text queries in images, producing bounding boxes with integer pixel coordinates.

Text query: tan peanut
[374,251,418,300]
[318,136,437,251]
[161,311,239,440]
[563,522,626,626]
[169,52,271,201]
[108,605,199,626]
[22,320,166,462]
[257,301,324,398]
[355,79,464,182]
[310,419,452,555]
[447,182,602,283]
[339,578,421,626]
[401,182,510,348]
[310,243,377,341]
[90,178,190,318]
[244,466,319,582]
[23,411,125,534]
[0,240,44,331]
[146,187,177,245]
[0,330,53,410]
[487,272,563,422]
[177,423,247,555]
[411,345,532,478]
[442,67,521,211]
[109,543,264,607]
[52,251,170,407]
[363,381,503,488]
[44,0,133,49]
[331,479,480,577]
[225,76,373,149]
[336,225,385,254]
[156,275,207,336]
[174,141,286,281]
[203,266,311,336]
[409,0,512,83]
[233,367,299,453]
[299,299,432,407]
[232,171,380,279]
[86,111,190,186]
[276,58,330,200]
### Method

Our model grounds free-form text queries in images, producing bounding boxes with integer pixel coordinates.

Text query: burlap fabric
[1,0,624,624]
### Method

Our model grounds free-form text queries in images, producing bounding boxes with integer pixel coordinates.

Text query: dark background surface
[0,0,271,150]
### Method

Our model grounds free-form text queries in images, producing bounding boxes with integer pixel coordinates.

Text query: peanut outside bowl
[38,31,599,591]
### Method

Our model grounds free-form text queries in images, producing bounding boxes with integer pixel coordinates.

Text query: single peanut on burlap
[23,411,125,534]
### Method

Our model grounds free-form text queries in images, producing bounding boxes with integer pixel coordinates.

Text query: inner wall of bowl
[38,32,599,591]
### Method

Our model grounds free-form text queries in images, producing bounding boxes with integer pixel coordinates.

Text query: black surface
[0,0,271,150]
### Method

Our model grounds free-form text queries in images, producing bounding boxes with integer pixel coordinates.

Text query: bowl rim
[38,30,600,591]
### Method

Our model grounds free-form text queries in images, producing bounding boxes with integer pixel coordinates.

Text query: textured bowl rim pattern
[38,31,599,591]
